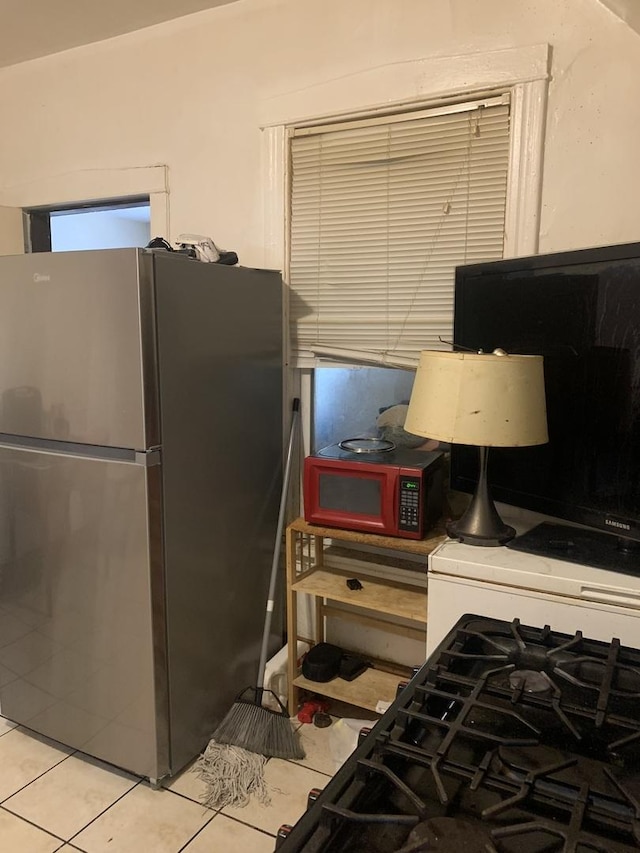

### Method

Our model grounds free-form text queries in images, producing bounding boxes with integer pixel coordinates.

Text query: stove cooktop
[276,616,640,853]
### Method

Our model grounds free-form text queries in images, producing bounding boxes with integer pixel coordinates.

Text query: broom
[211,397,304,761]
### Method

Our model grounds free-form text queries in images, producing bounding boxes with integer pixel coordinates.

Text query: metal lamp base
[447,445,516,547]
[446,517,516,547]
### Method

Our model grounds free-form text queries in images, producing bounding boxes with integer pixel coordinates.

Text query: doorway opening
[26,197,151,252]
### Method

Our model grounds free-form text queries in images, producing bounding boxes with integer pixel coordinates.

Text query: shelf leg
[286,525,299,716]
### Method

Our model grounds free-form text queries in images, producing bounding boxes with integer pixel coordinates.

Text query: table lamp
[405,349,548,546]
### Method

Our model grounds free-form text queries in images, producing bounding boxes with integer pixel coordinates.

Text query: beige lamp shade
[405,350,548,447]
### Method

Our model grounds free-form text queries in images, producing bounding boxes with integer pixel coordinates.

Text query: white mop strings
[195,740,271,810]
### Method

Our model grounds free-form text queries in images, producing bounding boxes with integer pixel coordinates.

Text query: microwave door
[304,460,399,535]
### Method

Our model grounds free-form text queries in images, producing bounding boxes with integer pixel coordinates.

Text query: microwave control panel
[398,476,421,532]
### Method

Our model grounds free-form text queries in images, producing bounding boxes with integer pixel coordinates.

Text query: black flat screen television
[451,241,640,563]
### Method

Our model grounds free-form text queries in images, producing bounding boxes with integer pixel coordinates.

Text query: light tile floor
[0,715,343,852]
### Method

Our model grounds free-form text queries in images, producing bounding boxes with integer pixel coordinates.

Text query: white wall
[0,0,638,268]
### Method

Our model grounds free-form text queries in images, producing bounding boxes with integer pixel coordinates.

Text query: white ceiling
[0,0,637,72]
[0,0,239,69]
[598,0,640,35]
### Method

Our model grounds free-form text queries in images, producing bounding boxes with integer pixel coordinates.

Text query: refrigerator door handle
[0,435,161,466]
[135,449,161,467]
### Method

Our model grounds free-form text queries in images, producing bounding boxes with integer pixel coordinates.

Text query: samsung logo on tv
[605,519,631,531]
[33,273,51,283]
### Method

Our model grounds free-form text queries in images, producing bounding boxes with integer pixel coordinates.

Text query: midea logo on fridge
[33,273,51,283]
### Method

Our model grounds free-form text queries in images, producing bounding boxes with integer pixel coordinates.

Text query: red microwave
[303,441,444,539]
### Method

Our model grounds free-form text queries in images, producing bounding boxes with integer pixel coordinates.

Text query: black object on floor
[313,713,332,729]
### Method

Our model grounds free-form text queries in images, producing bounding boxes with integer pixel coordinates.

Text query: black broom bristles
[213,696,304,760]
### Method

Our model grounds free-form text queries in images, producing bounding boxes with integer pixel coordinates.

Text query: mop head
[213,698,305,760]
[196,740,271,810]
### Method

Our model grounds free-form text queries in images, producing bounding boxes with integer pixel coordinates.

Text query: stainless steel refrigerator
[0,248,283,780]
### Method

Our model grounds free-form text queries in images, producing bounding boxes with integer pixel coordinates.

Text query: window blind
[287,95,510,368]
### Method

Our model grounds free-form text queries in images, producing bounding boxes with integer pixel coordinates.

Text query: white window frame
[261,45,550,462]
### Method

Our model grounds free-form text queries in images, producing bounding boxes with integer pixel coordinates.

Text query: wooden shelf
[286,518,446,716]
[292,567,427,624]
[293,667,404,714]
[291,517,446,556]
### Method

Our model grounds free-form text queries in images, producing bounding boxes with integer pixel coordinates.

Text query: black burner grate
[275,617,640,853]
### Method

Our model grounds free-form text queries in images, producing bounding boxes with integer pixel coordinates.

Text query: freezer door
[0,443,167,779]
[0,250,157,450]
